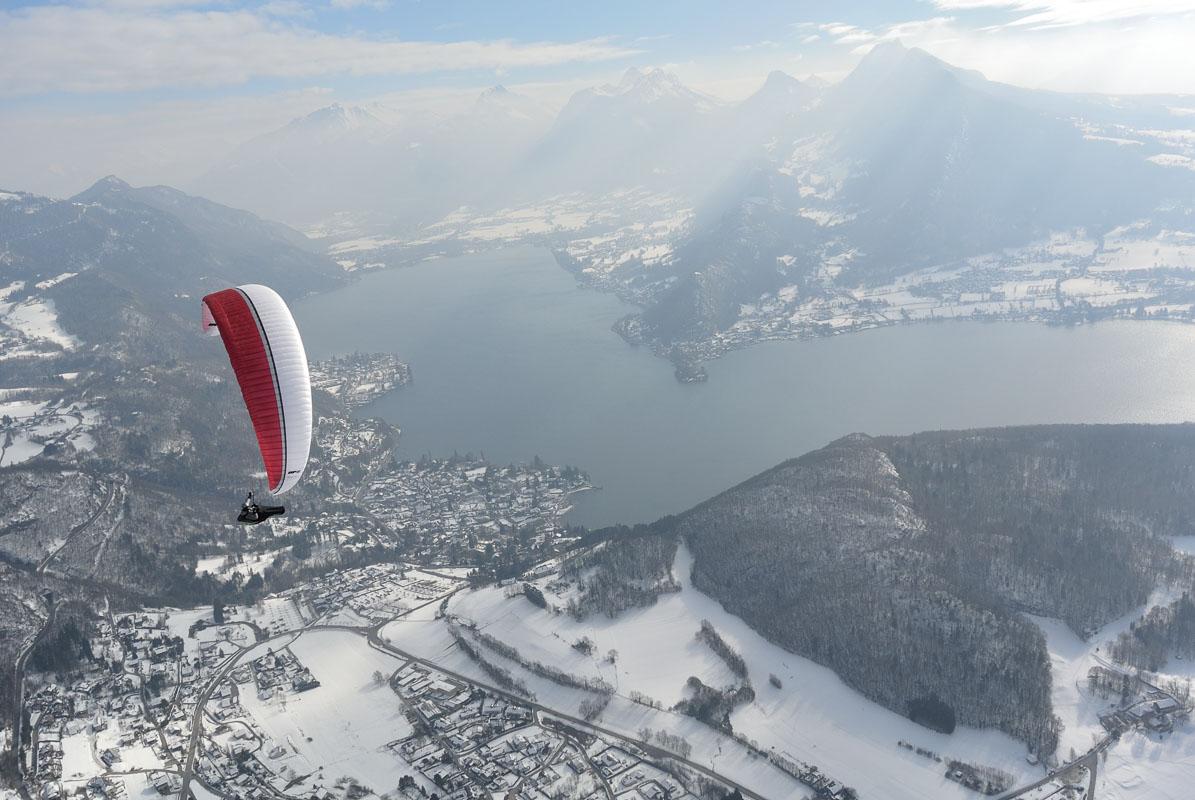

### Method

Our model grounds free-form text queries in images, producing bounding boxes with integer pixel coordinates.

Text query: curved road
[364,621,776,800]
[176,610,778,800]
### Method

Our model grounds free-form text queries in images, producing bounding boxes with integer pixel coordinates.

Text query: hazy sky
[4,0,1195,196]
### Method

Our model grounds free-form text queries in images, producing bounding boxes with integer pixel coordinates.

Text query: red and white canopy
[201,284,312,495]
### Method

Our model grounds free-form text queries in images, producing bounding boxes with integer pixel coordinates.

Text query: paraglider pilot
[237,491,285,525]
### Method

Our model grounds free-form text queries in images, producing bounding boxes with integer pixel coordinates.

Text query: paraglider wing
[201,284,312,495]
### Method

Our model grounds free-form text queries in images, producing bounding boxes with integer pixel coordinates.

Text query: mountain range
[186,42,1195,375]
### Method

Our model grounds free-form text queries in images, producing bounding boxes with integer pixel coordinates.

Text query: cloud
[81,0,234,7]
[259,0,313,17]
[731,40,781,52]
[928,0,1195,29]
[834,9,1195,94]
[818,22,880,45]
[632,33,674,44]
[328,0,389,9]
[0,4,639,95]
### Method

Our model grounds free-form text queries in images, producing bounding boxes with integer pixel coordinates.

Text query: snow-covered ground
[0,296,79,352]
[232,629,418,794]
[0,396,99,466]
[710,226,1195,360]
[112,770,169,800]
[1099,726,1195,800]
[1029,593,1194,800]
[162,606,255,663]
[59,727,96,784]
[194,547,291,579]
[234,595,308,636]
[383,545,1042,800]
[317,189,692,276]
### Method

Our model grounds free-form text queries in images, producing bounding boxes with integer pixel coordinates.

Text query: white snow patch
[234,629,416,792]
[34,272,78,290]
[0,297,80,350]
[388,545,1039,800]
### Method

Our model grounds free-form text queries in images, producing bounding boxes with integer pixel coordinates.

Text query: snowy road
[36,472,122,575]
[363,621,776,800]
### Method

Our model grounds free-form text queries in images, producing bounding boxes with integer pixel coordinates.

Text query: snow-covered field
[317,189,692,276]
[194,547,292,579]
[1029,593,1195,800]
[0,396,99,466]
[232,629,418,794]
[718,226,1195,356]
[383,545,1042,800]
[59,728,96,784]
[236,595,308,636]
[0,296,79,352]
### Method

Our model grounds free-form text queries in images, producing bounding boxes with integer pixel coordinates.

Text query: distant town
[310,354,411,411]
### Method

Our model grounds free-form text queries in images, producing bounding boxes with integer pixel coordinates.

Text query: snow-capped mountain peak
[69,175,133,204]
[751,70,818,103]
[473,85,550,123]
[291,103,382,134]
[576,67,719,114]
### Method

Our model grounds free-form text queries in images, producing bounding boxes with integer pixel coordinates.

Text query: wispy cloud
[328,0,389,10]
[259,0,313,17]
[731,40,781,52]
[0,4,639,96]
[633,33,674,44]
[928,0,1195,29]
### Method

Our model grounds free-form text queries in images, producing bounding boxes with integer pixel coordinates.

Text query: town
[13,559,737,800]
[309,354,411,411]
[663,227,1195,373]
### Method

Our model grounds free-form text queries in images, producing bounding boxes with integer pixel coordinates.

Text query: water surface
[296,247,1195,528]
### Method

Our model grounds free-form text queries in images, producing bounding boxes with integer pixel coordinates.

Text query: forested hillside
[0,178,346,599]
[666,425,1195,755]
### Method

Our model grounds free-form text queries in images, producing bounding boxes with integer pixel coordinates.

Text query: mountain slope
[1,174,346,514]
[609,43,1195,354]
[666,424,1195,753]
[196,90,557,228]
[516,68,727,198]
[194,104,397,227]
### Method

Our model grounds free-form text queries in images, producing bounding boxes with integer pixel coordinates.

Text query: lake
[296,246,1195,528]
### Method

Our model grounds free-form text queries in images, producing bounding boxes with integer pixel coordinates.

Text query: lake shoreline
[296,247,1195,529]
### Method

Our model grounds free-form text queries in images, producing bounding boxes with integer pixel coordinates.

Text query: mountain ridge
[602,423,1195,754]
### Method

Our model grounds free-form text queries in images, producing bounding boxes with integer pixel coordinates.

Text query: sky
[3,0,1195,197]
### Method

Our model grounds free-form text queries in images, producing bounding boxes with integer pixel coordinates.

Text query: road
[37,473,121,575]
[9,600,58,783]
[177,630,299,800]
[996,739,1111,800]
[175,598,773,800]
[364,620,777,800]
